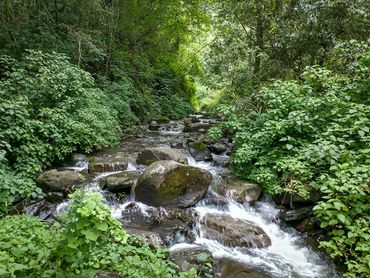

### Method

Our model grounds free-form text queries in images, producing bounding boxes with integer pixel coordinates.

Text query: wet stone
[169,246,213,274]
[88,152,129,174]
[134,160,212,208]
[200,213,272,249]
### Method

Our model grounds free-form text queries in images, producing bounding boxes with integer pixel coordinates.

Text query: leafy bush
[0,50,121,213]
[216,53,370,277]
[56,189,188,277]
[0,190,199,277]
[0,215,57,277]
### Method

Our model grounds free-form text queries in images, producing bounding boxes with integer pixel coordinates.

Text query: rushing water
[56,118,340,278]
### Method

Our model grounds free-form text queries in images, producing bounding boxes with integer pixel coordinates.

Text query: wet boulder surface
[199,212,272,249]
[134,160,212,208]
[136,146,188,165]
[36,169,86,194]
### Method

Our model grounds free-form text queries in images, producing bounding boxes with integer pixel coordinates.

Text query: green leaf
[337,214,346,223]
[84,230,99,241]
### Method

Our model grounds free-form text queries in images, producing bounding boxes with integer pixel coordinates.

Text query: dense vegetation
[0,0,369,277]
[0,189,197,277]
[202,1,369,277]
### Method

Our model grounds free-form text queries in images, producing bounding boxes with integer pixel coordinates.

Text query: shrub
[215,52,370,277]
[0,50,121,212]
[56,189,197,278]
[0,215,57,277]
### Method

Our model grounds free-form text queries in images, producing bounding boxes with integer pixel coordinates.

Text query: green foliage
[217,52,370,277]
[57,189,191,278]
[0,215,58,277]
[0,50,121,213]
[0,191,199,277]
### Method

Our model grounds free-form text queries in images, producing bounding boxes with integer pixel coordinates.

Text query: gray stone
[169,246,213,273]
[278,206,313,222]
[125,228,165,248]
[214,257,272,278]
[89,152,128,174]
[200,213,271,249]
[100,171,141,193]
[225,178,262,204]
[134,160,212,208]
[136,147,188,165]
[211,143,228,154]
[188,141,212,161]
[36,169,86,193]
[121,203,197,245]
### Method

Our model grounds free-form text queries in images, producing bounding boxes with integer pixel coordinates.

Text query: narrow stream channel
[54,116,340,278]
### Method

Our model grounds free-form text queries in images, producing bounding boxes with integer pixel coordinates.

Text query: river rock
[36,169,86,193]
[184,122,212,133]
[200,213,271,249]
[210,143,228,154]
[134,160,212,208]
[214,257,272,278]
[136,147,188,165]
[188,141,212,161]
[273,189,321,208]
[100,171,141,193]
[278,206,313,222]
[88,152,128,174]
[225,178,262,204]
[125,228,165,248]
[121,203,197,244]
[169,246,213,274]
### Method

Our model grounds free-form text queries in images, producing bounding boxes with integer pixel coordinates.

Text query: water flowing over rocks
[22,114,340,278]
[134,160,212,208]
[225,178,262,204]
[36,169,86,194]
[188,141,213,161]
[199,212,272,249]
[100,171,141,193]
[136,146,188,165]
[120,203,197,245]
[88,152,129,173]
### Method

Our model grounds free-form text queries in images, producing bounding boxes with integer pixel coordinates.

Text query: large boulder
[188,141,212,161]
[100,171,141,193]
[214,257,272,278]
[121,203,197,244]
[278,206,313,222]
[225,178,262,204]
[134,160,212,208]
[36,169,86,194]
[136,147,188,165]
[200,213,271,249]
[88,152,128,174]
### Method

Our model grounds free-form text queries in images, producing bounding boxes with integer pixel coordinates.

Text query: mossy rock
[134,160,212,208]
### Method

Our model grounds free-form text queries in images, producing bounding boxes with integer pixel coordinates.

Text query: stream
[32,115,340,278]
